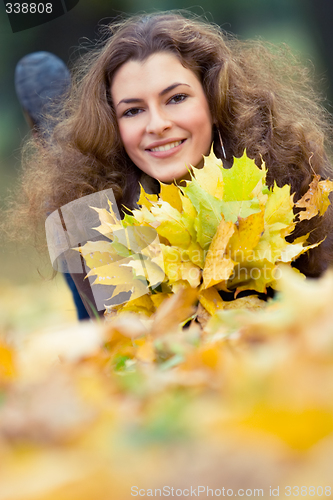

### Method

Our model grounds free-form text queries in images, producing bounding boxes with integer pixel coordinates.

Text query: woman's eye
[168,94,188,104]
[123,107,143,117]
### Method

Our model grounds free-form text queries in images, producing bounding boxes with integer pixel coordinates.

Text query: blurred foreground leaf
[1,268,333,498]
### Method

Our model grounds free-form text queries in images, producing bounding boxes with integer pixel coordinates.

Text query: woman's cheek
[185,104,212,132]
[118,123,136,150]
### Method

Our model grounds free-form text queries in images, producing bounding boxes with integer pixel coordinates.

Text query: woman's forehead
[111,52,202,102]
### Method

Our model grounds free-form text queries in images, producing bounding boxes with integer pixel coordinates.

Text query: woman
[13,12,333,316]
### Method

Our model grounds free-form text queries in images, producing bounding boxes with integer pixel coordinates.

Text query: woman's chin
[156,169,192,185]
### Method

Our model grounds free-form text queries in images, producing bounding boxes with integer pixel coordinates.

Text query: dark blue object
[63,273,90,320]
[15,51,71,134]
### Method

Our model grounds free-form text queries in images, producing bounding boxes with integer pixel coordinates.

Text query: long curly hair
[9,11,333,276]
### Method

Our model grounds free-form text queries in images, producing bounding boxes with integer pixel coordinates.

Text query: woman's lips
[146,139,186,157]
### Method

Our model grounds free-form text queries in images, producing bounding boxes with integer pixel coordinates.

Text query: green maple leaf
[221,199,261,223]
[182,179,225,249]
[222,150,266,201]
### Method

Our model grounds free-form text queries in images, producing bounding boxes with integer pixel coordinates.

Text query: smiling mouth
[147,140,185,152]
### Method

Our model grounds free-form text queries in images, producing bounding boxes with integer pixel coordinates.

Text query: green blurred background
[0,0,332,325]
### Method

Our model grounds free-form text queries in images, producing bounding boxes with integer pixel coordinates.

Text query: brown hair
[9,11,333,276]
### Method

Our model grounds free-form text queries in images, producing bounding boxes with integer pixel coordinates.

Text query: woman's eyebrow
[159,82,190,96]
[116,82,190,107]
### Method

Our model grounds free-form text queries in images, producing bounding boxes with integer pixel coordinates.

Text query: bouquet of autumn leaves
[77,149,333,318]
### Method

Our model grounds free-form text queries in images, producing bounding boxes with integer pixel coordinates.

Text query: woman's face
[111,52,213,183]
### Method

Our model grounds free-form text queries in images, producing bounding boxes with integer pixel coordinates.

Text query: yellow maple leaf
[137,184,158,208]
[131,204,157,225]
[278,239,321,263]
[198,287,225,315]
[91,199,123,237]
[202,218,235,289]
[227,258,277,294]
[86,257,148,303]
[227,210,265,262]
[159,182,183,212]
[122,257,165,288]
[114,295,155,317]
[75,240,122,271]
[222,295,267,311]
[150,201,192,248]
[295,175,333,221]
[190,146,224,199]
[252,223,288,263]
[151,292,172,309]
[264,183,294,228]
[151,244,201,289]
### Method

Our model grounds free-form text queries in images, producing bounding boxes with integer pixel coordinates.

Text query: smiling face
[111,52,214,183]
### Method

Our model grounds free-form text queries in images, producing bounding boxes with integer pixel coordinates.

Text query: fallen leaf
[295,175,333,221]
[151,287,198,337]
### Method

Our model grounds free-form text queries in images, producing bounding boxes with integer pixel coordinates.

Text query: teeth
[150,141,182,152]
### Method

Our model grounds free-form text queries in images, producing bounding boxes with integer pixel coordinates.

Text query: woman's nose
[146,108,172,135]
